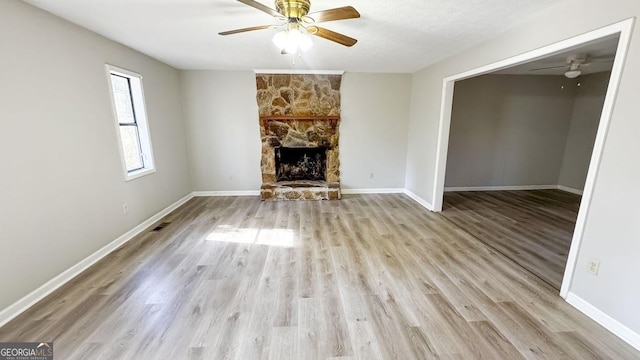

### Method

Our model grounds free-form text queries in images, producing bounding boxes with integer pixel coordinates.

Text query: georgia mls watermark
[0,342,53,360]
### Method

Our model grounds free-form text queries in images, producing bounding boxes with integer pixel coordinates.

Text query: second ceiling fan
[219,0,360,53]
[529,55,615,78]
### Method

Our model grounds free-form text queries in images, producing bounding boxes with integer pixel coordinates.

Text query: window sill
[125,168,155,182]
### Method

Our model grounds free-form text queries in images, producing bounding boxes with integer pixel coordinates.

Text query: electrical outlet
[122,203,129,214]
[588,259,600,275]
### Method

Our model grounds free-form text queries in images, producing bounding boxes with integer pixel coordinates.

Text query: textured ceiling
[23,0,564,73]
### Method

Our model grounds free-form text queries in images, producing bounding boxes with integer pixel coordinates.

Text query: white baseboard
[403,189,435,211]
[444,185,558,192]
[566,292,640,351]
[195,189,405,196]
[193,190,260,197]
[0,192,195,328]
[341,188,405,195]
[444,184,585,195]
[557,185,584,195]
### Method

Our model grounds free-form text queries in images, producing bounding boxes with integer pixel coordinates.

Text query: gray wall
[558,72,610,190]
[180,71,262,192]
[0,0,192,311]
[406,0,640,336]
[445,75,577,188]
[180,71,412,191]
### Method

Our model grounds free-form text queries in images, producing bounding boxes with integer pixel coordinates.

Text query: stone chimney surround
[256,73,342,201]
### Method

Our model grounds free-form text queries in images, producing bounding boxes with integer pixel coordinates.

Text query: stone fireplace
[256,73,341,201]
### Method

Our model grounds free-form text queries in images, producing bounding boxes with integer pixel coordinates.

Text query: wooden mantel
[259,115,340,135]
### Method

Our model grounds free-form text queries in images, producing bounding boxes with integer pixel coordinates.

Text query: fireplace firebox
[259,116,341,201]
[275,147,327,182]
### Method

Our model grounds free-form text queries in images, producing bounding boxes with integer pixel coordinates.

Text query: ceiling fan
[529,55,614,78]
[219,0,360,54]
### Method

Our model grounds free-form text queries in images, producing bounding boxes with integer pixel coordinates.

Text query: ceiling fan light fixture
[272,28,313,53]
[564,69,582,78]
[272,30,288,48]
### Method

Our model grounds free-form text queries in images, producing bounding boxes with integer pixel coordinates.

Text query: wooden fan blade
[590,57,615,62]
[219,25,272,35]
[310,26,357,47]
[236,0,280,17]
[308,6,360,23]
[529,65,566,71]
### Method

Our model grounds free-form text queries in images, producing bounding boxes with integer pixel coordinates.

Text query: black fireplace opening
[275,146,327,182]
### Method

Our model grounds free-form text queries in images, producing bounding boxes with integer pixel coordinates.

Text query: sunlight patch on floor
[206,225,296,247]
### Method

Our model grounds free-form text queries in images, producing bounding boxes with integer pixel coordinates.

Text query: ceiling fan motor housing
[275,0,311,18]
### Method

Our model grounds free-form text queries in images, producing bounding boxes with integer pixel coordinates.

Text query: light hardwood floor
[441,190,580,290]
[0,194,638,359]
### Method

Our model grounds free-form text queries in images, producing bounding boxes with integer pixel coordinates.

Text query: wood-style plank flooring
[1,194,638,359]
[442,190,580,290]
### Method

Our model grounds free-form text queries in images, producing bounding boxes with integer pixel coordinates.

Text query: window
[106,65,155,181]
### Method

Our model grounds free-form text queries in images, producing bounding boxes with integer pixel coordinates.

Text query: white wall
[445,75,577,188]
[181,71,411,191]
[406,0,640,338]
[558,72,610,191]
[0,0,191,312]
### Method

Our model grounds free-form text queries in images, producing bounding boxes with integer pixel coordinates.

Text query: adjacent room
[1,0,640,358]
[442,35,617,290]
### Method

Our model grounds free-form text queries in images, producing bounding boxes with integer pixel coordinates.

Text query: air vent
[151,221,171,232]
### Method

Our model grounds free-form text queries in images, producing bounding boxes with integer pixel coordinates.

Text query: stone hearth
[256,73,341,201]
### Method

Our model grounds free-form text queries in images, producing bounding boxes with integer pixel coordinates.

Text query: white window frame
[105,64,155,181]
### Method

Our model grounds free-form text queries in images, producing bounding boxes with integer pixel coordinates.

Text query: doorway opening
[431,19,634,297]
[441,36,617,290]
